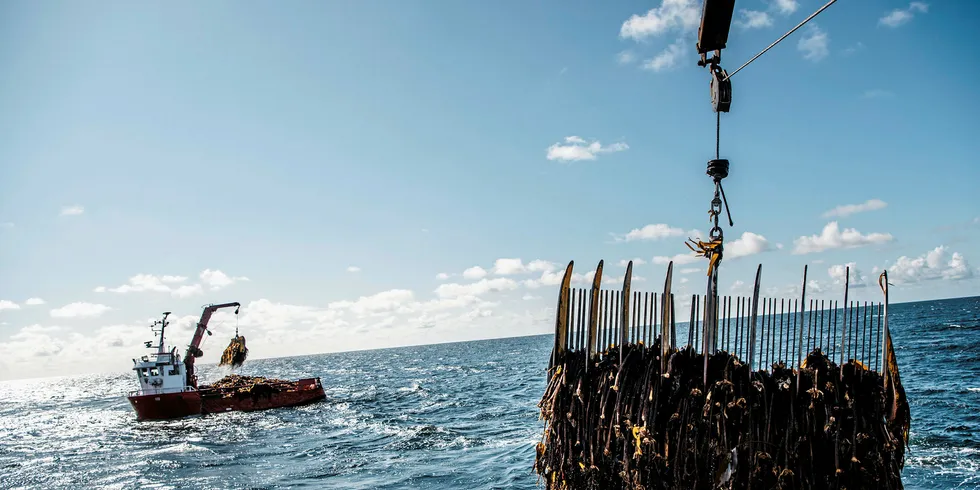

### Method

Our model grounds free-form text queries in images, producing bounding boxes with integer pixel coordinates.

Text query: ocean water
[0,295,977,489]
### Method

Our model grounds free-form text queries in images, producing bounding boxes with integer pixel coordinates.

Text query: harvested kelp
[218,335,248,368]
[534,341,910,490]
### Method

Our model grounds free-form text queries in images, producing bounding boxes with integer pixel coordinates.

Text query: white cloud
[50,302,111,318]
[680,267,702,274]
[0,300,20,311]
[828,262,868,288]
[436,272,450,280]
[773,0,798,15]
[888,246,974,284]
[879,2,928,28]
[617,50,636,65]
[652,253,700,266]
[821,199,888,218]
[522,294,540,301]
[434,277,519,300]
[329,289,416,315]
[730,280,746,292]
[172,284,204,298]
[200,269,249,291]
[527,260,558,273]
[618,223,694,242]
[618,258,647,267]
[735,10,773,29]
[462,266,488,280]
[727,232,772,259]
[546,136,629,162]
[25,298,45,306]
[620,0,700,40]
[642,39,686,72]
[792,222,893,254]
[492,258,526,275]
[798,24,829,62]
[346,266,361,273]
[60,205,84,216]
[97,270,245,297]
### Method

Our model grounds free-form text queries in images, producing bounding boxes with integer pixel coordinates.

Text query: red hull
[128,378,325,421]
[128,390,203,421]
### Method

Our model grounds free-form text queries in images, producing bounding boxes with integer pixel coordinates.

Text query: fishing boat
[127,302,326,421]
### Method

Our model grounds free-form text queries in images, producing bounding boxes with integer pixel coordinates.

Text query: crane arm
[184,301,240,387]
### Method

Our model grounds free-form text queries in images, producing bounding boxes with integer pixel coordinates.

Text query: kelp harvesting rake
[534,1,911,488]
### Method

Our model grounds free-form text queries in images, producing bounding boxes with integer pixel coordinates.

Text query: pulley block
[710,68,732,113]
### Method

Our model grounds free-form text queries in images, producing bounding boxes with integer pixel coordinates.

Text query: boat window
[149,367,160,376]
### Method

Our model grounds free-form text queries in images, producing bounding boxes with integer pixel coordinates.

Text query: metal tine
[826,299,833,360]
[876,302,883,372]
[851,301,861,360]
[776,298,783,365]
[746,296,751,360]
[734,296,742,359]
[765,297,772,368]
[862,300,869,367]
[868,301,875,370]
[831,300,838,361]
[601,290,608,352]
[612,291,618,350]
[688,295,695,349]
[670,293,677,349]
[769,297,776,367]
[726,295,732,353]
[646,291,652,345]
[723,295,728,353]
[645,292,651,346]
[790,298,798,369]
[815,300,824,352]
[636,291,642,345]
[567,288,575,351]
[743,296,749,361]
[807,298,814,354]
[578,289,586,351]
[636,291,641,344]
[761,298,767,368]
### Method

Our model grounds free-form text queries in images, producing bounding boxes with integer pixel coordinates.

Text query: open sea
[1,295,977,489]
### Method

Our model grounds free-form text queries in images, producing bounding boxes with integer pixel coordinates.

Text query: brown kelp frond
[534,343,908,489]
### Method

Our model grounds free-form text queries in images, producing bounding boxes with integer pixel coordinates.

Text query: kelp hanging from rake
[534,341,909,490]
[537,261,910,488]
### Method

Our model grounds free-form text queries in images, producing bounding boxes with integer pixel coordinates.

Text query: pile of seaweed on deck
[203,374,297,397]
[534,340,910,490]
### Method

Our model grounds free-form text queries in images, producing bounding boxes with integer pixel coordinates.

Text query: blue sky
[1,0,977,380]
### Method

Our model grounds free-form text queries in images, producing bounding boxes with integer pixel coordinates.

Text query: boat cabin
[131,312,194,396]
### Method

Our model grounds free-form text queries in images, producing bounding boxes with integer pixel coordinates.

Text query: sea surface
[1,296,977,489]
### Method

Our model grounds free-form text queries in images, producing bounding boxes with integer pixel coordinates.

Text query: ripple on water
[1,297,978,489]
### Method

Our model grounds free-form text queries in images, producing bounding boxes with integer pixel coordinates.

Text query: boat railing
[129,386,197,397]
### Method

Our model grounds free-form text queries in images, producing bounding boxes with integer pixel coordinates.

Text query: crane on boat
[183,301,240,389]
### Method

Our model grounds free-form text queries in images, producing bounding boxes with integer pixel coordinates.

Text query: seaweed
[218,335,249,368]
[534,341,909,489]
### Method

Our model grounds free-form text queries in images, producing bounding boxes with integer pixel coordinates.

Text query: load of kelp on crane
[219,334,249,368]
[534,260,910,489]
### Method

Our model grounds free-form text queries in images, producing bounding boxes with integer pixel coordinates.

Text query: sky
[1,0,978,381]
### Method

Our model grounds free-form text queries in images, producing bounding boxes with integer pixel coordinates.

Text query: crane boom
[184,301,240,387]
